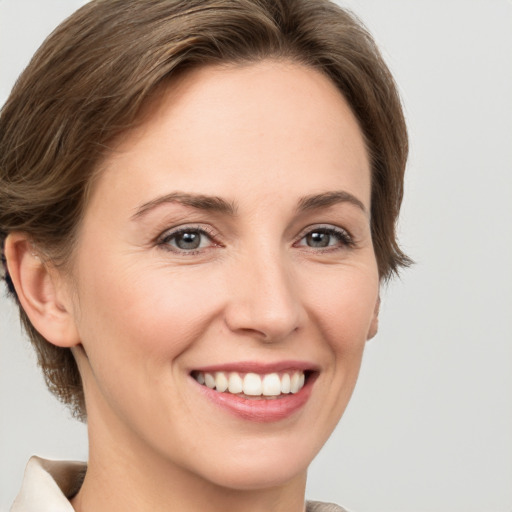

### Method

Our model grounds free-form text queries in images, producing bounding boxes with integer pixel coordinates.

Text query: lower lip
[194,375,316,423]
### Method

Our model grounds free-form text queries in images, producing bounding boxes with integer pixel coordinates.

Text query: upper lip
[191,360,319,374]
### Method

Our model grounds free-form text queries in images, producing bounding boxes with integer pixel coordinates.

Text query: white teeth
[290,372,301,394]
[228,372,243,394]
[194,370,307,397]
[281,373,291,394]
[215,372,228,392]
[262,373,281,396]
[204,373,215,389]
[243,373,262,396]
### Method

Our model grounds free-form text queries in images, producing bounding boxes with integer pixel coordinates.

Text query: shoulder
[306,500,351,512]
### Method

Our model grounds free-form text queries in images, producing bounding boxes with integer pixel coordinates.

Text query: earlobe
[367,295,380,340]
[4,233,80,348]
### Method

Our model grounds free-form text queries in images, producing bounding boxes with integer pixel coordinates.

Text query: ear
[367,295,381,340]
[4,233,80,348]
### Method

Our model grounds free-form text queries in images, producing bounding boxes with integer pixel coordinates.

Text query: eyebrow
[131,192,237,220]
[132,189,366,220]
[297,191,367,214]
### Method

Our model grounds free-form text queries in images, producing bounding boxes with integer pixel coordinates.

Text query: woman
[0,1,409,511]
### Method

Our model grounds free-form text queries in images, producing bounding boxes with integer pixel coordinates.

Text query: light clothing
[11,457,348,512]
[11,457,85,512]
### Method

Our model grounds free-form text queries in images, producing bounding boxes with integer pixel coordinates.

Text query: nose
[224,247,304,343]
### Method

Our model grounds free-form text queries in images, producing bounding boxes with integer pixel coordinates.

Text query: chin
[188,434,321,491]
[203,459,308,491]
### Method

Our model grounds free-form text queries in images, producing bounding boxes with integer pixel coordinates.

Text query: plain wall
[1,1,511,511]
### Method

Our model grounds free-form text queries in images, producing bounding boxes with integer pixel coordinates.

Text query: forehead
[92,60,370,213]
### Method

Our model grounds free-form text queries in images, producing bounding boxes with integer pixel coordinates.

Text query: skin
[7,60,379,512]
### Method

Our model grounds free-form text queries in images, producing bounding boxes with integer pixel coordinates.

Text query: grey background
[1,1,511,511]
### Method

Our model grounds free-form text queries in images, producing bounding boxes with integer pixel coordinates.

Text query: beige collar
[11,456,86,512]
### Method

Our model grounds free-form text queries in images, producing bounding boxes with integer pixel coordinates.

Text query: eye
[158,226,218,253]
[296,226,354,250]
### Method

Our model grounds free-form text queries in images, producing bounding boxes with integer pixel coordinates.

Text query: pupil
[307,231,329,247]
[177,232,200,250]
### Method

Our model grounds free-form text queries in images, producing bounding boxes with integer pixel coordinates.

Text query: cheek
[71,251,231,373]
[305,265,379,350]
[70,261,226,435]
[75,263,224,361]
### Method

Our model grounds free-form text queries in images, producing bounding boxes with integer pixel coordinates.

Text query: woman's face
[65,61,379,490]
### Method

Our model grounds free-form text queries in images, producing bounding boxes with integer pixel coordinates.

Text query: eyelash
[157,225,220,255]
[156,224,355,255]
[294,225,355,252]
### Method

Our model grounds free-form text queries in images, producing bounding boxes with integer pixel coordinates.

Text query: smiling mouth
[192,370,308,399]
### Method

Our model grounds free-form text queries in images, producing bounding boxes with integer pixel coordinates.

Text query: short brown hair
[0,0,410,419]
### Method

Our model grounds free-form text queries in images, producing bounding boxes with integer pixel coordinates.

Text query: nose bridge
[225,240,303,342]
